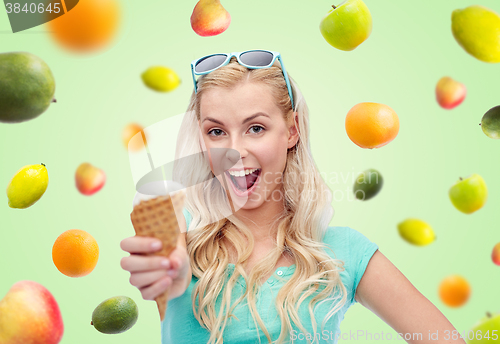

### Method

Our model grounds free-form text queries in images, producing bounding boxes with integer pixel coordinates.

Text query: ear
[287,112,299,149]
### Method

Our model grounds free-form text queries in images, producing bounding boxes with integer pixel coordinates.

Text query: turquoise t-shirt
[161,209,379,343]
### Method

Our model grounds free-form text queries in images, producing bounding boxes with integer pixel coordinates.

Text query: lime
[6,163,49,209]
[141,66,180,92]
[397,218,436,246]
[91,296,138,334]
[481,106,500,139]
[353,168,383,200]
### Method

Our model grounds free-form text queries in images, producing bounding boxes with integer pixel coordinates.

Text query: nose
[225,149,240,165]
[222,137,248,171]
[228,136,248,159]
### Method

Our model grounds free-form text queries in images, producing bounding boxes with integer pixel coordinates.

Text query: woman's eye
[249,125,264,134]
[208,129,224,136]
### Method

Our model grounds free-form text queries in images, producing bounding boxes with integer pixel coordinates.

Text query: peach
[190,0,231,37]
[0,280,63,344]
[436,76,466,109]
[438,274,471,308]
[75,162,106,196]
[122,123,146,151]
[492,243,500,265]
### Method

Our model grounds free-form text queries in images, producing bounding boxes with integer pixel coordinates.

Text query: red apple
[75,162,106,196]
[436,76,466,109]
[190,0,231,37]
[0,280,63,344]
[492,243,500,265]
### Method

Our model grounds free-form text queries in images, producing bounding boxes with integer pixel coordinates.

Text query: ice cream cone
[130,190,186,321]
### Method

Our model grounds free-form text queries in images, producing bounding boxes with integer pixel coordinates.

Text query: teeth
[228,168,258,177]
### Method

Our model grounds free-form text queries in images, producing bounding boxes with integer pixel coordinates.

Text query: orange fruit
[122,123,147,151]
[345,102,400,149]
[438,274,471,307]
[47,0,120,53]
[52,229,99,277]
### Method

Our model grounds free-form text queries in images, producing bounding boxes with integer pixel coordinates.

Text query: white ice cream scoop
[132,180,185,208]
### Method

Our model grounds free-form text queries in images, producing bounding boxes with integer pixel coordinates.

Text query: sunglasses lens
[239,51,274,67]
[195,54,227,73]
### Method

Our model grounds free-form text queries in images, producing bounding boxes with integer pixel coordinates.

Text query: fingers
[120,255,171,272]
[167,248,184,270]
[140,276,172,300]
[129,269,175,289]
[120,236,162,254]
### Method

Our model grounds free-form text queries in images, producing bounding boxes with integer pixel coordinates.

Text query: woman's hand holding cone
[120,234,191,301]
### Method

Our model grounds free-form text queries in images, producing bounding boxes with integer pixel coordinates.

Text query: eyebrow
[201,112,271,126]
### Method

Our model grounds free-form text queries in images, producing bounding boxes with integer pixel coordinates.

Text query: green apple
[449,174,487,214]
[319,0,373,51]
[467,311,500,344]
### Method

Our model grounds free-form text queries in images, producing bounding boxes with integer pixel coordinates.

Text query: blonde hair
[172,57,348,344]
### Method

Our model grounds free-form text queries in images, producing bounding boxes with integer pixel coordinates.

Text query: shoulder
[321,225,368,249]
[322,226,377,249]
[322,226,379,304]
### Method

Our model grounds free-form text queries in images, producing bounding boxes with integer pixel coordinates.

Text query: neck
[233,196,285,244]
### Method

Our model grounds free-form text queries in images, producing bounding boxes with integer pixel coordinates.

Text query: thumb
[168,246,186,270]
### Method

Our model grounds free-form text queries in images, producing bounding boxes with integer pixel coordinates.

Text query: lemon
[91,296,138,334]
[397,218,436,246]
[452,5,500,63]
[141,66,181,92]
[6,163,49,209]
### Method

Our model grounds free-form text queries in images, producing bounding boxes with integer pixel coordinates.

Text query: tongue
[246,172,258,188]
[234,172,258,190]
[234,176,247,190]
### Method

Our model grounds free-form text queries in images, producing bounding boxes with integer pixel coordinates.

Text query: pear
[190,0,231,37]
[452,5,500,63]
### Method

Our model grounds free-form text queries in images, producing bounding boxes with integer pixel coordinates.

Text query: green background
[1,0,499,342]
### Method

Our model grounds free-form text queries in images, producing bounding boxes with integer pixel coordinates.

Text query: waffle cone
[130,191,186,321]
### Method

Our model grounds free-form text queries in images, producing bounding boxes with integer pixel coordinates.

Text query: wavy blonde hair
[172,57,348,344]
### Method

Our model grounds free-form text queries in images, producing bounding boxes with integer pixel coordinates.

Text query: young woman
[120,50,465,344]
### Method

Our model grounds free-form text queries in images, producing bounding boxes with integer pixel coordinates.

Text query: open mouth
[225,169,261,192]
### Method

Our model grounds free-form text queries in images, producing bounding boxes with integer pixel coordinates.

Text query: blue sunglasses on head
[191,50,294,110]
